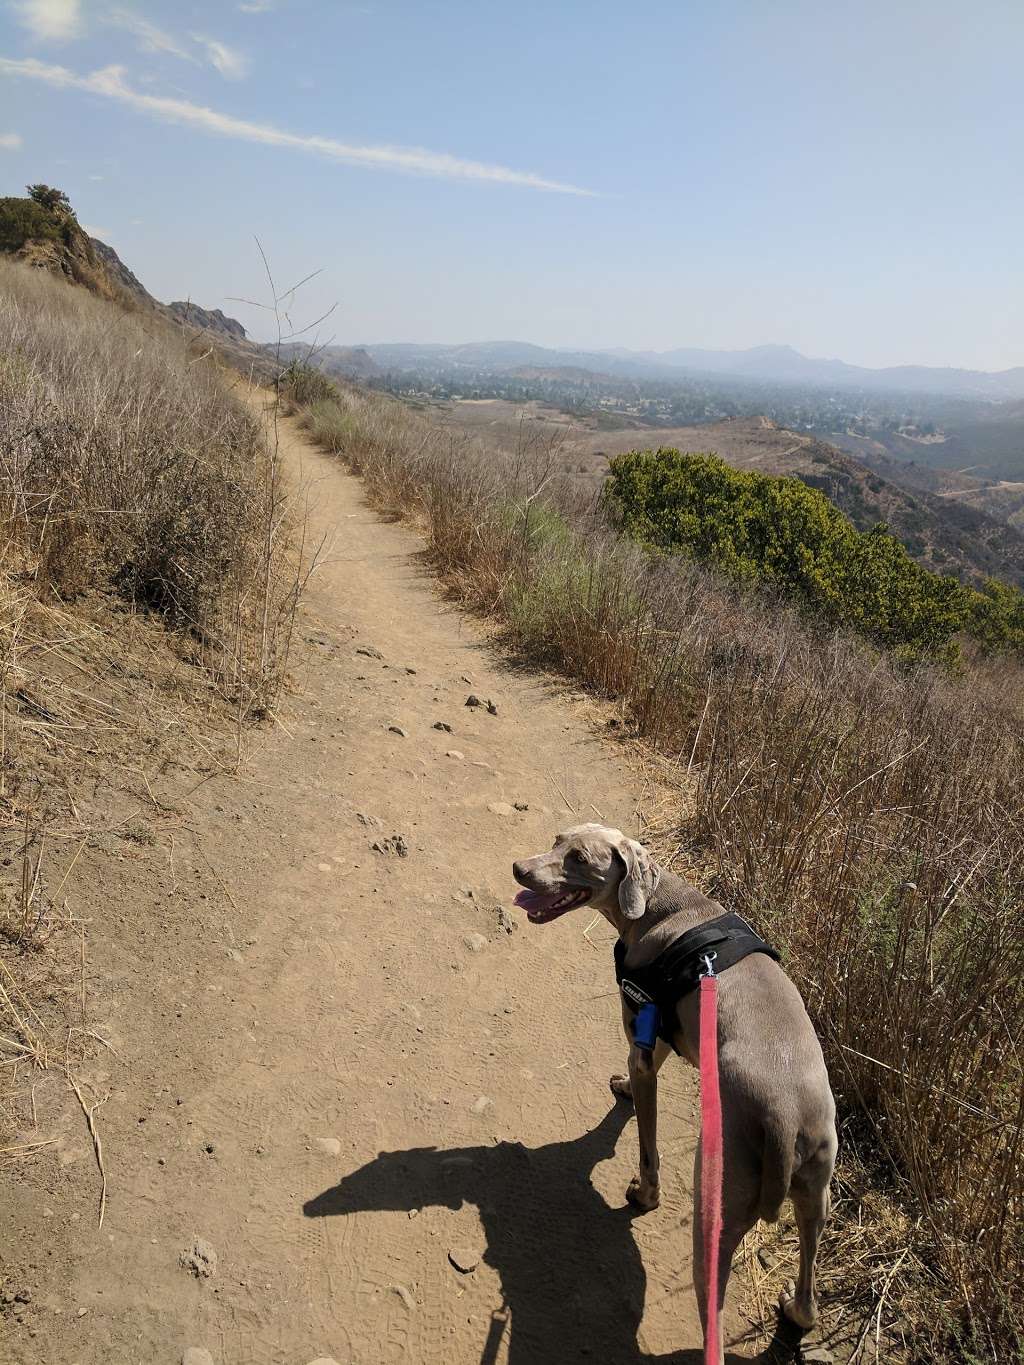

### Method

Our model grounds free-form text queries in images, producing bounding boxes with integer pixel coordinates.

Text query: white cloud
[81,224,112,240]
[13,0,81,40]
[0,57,596,195]
[0,131,23,149]
[105,9,192,62]
[105,11,248,80]
[237,0,273,11]
[189,34,248,81]
[88,172,104,179]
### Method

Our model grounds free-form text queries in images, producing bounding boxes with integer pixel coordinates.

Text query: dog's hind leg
[780,1139,836,1331]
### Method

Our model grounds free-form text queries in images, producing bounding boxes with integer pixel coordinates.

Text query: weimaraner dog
[512,823,837,1363]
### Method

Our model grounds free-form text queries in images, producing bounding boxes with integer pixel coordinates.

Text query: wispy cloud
[237,0,273,11]
[105,9,192,61]
[0,131,23,149]
[0,57,597,195]
[105,10,248,79]
[13,0,81,40]
[189,33,248,81]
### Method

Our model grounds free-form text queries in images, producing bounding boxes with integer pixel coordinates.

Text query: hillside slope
[0,188,271,374]
[443,401,1024,589]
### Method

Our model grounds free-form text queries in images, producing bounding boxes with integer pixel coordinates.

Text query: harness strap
[614,911,779,1051]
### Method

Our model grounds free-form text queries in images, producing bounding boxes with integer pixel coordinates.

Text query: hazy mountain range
[353,340,1024,400]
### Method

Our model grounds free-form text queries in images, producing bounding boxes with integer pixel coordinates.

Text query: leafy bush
[606,447,972,662]
[0,196,64,253]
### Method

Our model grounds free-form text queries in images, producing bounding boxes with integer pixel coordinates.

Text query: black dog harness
[614,912,780,1053]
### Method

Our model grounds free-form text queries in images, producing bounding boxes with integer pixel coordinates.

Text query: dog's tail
[757,1123,795,1223]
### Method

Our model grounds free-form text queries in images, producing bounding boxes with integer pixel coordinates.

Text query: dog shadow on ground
[304,1103,802,1365]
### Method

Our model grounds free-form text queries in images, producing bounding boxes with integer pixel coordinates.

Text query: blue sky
[1,0,1022,368]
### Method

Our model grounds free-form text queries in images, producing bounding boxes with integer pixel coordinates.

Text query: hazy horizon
[2,0,1022,371]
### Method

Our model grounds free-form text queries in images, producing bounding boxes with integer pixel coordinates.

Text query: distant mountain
[360,338,1024,400]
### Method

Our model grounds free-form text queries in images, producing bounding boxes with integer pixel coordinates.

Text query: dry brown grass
[0,260,303,1153]
[289,370,1024,1364]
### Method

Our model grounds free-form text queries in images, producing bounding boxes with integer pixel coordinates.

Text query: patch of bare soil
[2,408,826,1364]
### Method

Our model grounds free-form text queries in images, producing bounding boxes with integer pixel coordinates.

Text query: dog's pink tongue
[514,888,558,913]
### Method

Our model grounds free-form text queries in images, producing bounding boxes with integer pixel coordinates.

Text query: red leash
[699,959,724,1365]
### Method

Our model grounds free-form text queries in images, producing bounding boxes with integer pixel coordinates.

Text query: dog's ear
[613,836,659,920]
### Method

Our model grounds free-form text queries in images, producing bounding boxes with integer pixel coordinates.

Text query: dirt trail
[8,406,758,1364]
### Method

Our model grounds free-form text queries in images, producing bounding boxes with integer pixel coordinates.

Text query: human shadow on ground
[304,1102,798,1364]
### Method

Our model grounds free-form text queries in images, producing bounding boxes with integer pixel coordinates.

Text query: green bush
[0,196,64,253]
[605,447,973,663]
[968,577,1024,654]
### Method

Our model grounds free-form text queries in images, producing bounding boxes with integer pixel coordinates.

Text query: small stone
[448,1246,481,1274]
[317,863,332,873]
[408,1208,419,1219]
[486,700,498,716]
[180,1238,218,1279]
[801,1351,834,1364]
[356,811,382,828]
[182,1351,216,1365]
[464,694,482,708]
[392,1283,416,1310]
[432,721,453,733]
[405,667,417,675]
[496,907,516,935]
[445,750,464,761]
[14,1290,31,1304]
[314,1137,342,1157]
[388,725,408,737]
[158,1156,166,1166]
[356,646,384,659]
[487,802,514,817]
[471,1095,493,1114]
[513,801,529,812]
[463,933,488,953]
[371,834,409,857]
[226,947,244,961]
[77,1307,88,1316]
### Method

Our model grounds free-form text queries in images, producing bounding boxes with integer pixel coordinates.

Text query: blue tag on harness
[632,1002,660,1052]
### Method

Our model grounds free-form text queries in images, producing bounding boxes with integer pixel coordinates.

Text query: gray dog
[512,822,837,1363]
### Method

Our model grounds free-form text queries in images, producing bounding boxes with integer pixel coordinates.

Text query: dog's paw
[609,1073,633,1102]
[779,1283,817,1332]
[625,1174,660,1212]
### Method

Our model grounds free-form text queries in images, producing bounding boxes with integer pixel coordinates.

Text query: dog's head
[511,823,659,925]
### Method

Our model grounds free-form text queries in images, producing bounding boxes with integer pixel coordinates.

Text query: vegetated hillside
[442,401,1024,590]
[0,185,271,376]
[824,399,1024,485]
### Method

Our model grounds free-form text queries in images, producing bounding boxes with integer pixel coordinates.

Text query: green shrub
[0,196,64,252]
[605,447,972,663]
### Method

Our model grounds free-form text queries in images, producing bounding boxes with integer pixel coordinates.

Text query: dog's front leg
[625,1041,668,1211]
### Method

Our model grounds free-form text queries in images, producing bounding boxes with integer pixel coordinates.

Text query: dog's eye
[571,848,590,866]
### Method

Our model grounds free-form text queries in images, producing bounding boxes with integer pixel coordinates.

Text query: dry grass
[0,260,303,1154]
[289,370,1024,1364]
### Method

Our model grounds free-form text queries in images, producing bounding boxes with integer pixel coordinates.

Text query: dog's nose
[512,860,529,884]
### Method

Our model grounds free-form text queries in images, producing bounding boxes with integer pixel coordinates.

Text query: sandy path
[8,407,756,1364]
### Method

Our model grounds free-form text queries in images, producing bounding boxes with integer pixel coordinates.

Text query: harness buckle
[699,951,718,979]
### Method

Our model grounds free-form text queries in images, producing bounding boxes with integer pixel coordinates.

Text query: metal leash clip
[699,951,718,979]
